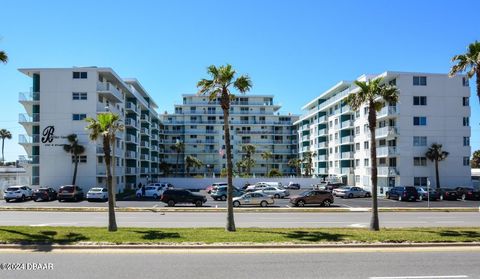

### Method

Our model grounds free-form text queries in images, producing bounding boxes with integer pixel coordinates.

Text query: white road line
[348,223,367,228]
[370,276,468,279]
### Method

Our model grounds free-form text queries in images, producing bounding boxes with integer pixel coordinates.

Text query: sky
[0,0,479,161]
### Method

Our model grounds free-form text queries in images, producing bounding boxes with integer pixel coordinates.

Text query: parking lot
[1,189,479,208]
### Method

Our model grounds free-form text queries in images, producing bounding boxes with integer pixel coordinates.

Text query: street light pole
[427,178,431,208]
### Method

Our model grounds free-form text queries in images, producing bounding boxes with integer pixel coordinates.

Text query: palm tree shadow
[133,230,180,240]
[250,229,348,242]
[0,228,88,252]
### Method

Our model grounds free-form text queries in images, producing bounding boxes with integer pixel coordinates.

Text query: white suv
[4,186,33,202]
[136,183,170,199]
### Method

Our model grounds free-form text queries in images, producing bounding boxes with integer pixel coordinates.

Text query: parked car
[210,186,243,201]
[86,187,108,202]
[57,185,84,202]
[438,188,459,201]
[254,186,290,199]
[232,192,275,207]
[136,184,166,199]
[289,190,334,207]
[205,182,228,194]
[313,182,344,192]
[286,182,301,190]
[385,186,419,201]
[455,187,480,200]
[245,182,283,192]
[4,185,33,202]
[333,186,371,198]
[160,189,207,207]
[415,187,440,201]
[33,187,57,202]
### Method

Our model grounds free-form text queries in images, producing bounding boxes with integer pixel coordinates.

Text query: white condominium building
[18,67,161,191]
[295,71,471,193]
[160,95,299,176]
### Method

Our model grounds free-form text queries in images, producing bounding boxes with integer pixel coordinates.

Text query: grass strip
[0,226,479,245]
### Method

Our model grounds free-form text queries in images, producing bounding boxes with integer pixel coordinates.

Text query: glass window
[364,158,369,167]
[413,116,427,126]
[463,117,469,126]
[413,76,427,86]
[413,136,427,146]
[462,77,469,87]
[414,177,428,187]
[464,137,470,146]
[413,96,427,106]
[72,114,87,121]
[463,157,470,166]
[413,157,427,166]
[463,97,469,106]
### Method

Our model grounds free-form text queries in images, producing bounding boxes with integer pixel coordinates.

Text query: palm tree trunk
[476,69,480,103]
[368,100,380,231]
[112,139,116,207]
[1,138,4,163]
[72,155,78,185]
[176,152,179,177]
[103,136,117,232]
[222,99,236,232]
[266,160,269,177]
[435,160,440,189]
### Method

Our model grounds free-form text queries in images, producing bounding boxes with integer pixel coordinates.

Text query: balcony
[126,102,138,114]
[340,135,354,144]
[97,82,123,103]
[151,157,158,162]
[318,129,327,136]
[140,127,149,135]
[125,167,138,175]
[318,154,328,161]
[341,167,354,174]
[300,146,310,153]
[341,151,354,159]
[125,151,137,159]
[151,168,158,174]
[301,135,310,142]
[317,142,328,148]
[19,113,40,124]
[318,168,328,174]
[341,120,354,129]
[151,134,159,141]
[375,126,398,138]
[140,141,150,148]
[377,106,399,118]
[378,166,400,176]
[151,122,159,130]
[377,146,398,157]
[151,145,159,152]
[125,134,137,144]
[27,155,40,165]
[19,91,40,103]
[140,114,150,123]
[19,134,40,145]
[125,118,138,129]
[140,154,150,161]
[140,167,150,174]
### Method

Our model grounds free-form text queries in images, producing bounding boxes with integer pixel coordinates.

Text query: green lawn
[0,227,479,245]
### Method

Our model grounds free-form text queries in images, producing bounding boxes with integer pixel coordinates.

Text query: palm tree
[0,50,7,64]
[185,155,203,176]
[0,129,12,163]
[85,113,124,232]
[170,141,185,176]
[288,158,302,177]
[425,143,449,189]
[63,134,85,185]
[235,160,245,176]
[197,64,252,232]
[471,150,480,168]
[261,151,273,177]
[449,41,480,102]
[241,144,256,176]
[345,77,399,231]
[302,151,316,176]
[159,161,171,177]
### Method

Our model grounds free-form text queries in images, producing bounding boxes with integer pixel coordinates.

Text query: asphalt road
[2,189,479,208]
[0,248,478,279]
[0,211,479,228]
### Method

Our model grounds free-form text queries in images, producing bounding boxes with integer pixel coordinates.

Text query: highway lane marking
[348,223,367,228]
[369,276,468,279]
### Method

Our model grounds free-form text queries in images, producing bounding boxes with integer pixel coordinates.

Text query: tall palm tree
[0,129,12,163]
[185,155,203,176]
[261,151,273,177]
[288,158,302,177]
[471,150,480,168]
[159,161,171,177]
[302,151,316,176]
[345,77,399,231]
[449,41,480,102]
[235,160,245,176]
[241,144,256,176]
[197,64,252,232]
[170,141,185,177]
[425,143,449,189]
[63,134,85,185]
[85,113,124,232]
[0,50,7,64]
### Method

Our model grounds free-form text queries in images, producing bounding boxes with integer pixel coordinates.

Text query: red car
[205,182,227,194]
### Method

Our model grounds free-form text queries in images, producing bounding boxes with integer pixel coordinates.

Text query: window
[364,107,369,115]
[413,136,427,146]
[73,72,87,79]
[72,114,87,121]
[414,177,428,187]
[413,116,427,126]
[463,97,469,106]
[355,175,360,183]
[413,96,427,106]
[72,156,87,163]
[355,111,360,118]
[355,126,360,135]
[463,117,469,126]
[379,158,386,165]
[72,92,87,100]
[462,77,469,87]
[364,141,369,150]
[464,137,470,146]
[389,79,396,86]
[364,158,369,167]
[463,157,470,166]
[414,157,427,166]
[355,143,360,151]
[413,76,427,86]
[355,159,360,167]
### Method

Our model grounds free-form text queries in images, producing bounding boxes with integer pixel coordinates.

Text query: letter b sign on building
[41,126,55,143]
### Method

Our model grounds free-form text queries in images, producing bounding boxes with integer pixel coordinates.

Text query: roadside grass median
[0,226,479,245]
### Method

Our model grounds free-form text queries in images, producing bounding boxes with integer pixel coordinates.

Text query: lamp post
[427,178,431,208]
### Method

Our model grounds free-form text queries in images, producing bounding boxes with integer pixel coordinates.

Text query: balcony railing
[140,114,150,122]
[126,102,138,113]
[19,91,40,102]
[126,134,137,144]
[340,135,354,144]
[318,129,327,136]
[341,151,354,159]
[97,82,123,102]
[140,154,150,161]
[375,126,398,138]
[141,127,149,135]
[140,141,150,148]
[377,106,399,118]
[19,134,40,144]
[317,142,328,148]
[125,167,138,175]
[341,120,354,129]
[125,118,138,128]
[378,166,400,176]
[19,113,40,123]
[140,167,150,174]
[377,146,398,157]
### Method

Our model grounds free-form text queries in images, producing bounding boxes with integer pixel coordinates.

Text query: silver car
[233,192,275,207]
[254,186,290,199]
[333,186,371,198]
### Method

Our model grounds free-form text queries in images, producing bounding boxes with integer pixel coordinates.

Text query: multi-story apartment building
[18,67,161,191]
[295,71,471,193]
[160,94,299,176]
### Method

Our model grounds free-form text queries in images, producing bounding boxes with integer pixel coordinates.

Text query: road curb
[0,207,477,213]
[0,242,479,250]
